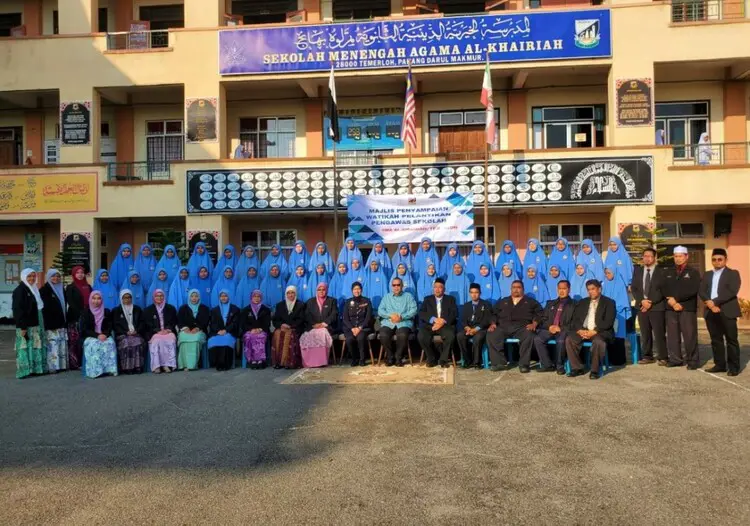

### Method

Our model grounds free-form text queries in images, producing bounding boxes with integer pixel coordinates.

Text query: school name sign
[347,193,475,244]
[218,9,611,75]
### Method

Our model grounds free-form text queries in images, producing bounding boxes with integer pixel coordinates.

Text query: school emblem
[574,19,601,49]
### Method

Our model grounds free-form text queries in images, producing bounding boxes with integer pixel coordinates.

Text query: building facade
[0,0,749,315]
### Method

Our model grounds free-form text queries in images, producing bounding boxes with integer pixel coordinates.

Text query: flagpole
[483,141,489,250]
[333,141,339,257]
[408,142,413,194]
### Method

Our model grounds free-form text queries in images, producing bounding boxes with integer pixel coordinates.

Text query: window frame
[238,116,296,159]
[531,104,606,149]
[538,224,603,255]
[428,108,500,153]
[654,100,710,160]
[241,229,298,263]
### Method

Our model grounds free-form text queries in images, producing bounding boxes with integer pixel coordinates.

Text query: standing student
[288,241,309,273]
[522,238,547,277]
[111,289,147,374]
[445,262,469,306]
[337,237,363,268]
[497,263,516,299]
[604,236,634,287]
[363,259,389,310]
[80,291,118,379]
[135,243,158,290]
[377,277,418,367]
[261,243,290,281]
[663,246,701,370]
[168,266,192,309]
[496,241,522,278]
[212,245,239,283]
[417,278,458,368]
[631,248,667,365]
[417,263,439,303]
[439,243,462,280]
[13,269,46,378]
[548,238,574,281]
[142,289,179,374]
[176,289,210,371]
[286,265,309,303]
[533,280,576,374]
[391,242,415,276]
[207,290,240,371]
[191,266,213,306]
[187,241,215,283]
[210,266,237,308]
[394,263,417,299]
[700,249,742,376]
[147,269,172,305]
[570,263,594,301]
[260,264,285,310]
[155,244,181,284]
[109,243,135,291]
[366,241,392,278]
[234,245,259,284]
[576,239,604,282]
[465,240,494,283]
[236,266,261,309]
[94,270,119,310]
[545,265,565,301]
[240,290,272,369]
[476,263,502,302]
[66,265,91,370]
[456,283,494,369]
[308,242,335,277]
[522,264,549,305]
[603,266,632,365]
[341,282,373,367]
[413,237,440,283]
[40,268,68,373]
[122,270,146,308]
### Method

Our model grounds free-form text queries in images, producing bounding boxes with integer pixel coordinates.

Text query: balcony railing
[107,161,172,181]
[106,30,169,51]
[670,142,750,166]
[671,0,746,23]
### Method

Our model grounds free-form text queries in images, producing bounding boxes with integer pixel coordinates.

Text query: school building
[0,0,749,314]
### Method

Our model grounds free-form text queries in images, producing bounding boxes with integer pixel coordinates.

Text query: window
[52,10,59,35]
[239,117,295,158]
[101,122,110,138]
[98,7,108,32]
[232,0,297,24]
[539,224,603,254]
[655,101,709,160]
[336,149,390,166]
[100,253,109,270]
[333,0,391,20]
[657,222,705,239]
[0,13,22,37]
[44,141,59,164]
[656,222,679,239]
[100,232,108,248]
[146,120,183,178]
[429,109,500,156]
[242,230,297,262]
[532,105,606,149]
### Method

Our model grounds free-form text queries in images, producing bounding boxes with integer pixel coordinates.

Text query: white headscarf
[285,285,297,314]
[119,288,135,332]
[20,268,43,310]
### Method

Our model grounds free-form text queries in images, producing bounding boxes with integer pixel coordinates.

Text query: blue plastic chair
[628,332,640,364]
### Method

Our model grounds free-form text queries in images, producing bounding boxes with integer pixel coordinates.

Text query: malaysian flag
[480,56,495,146]
[401,63,417,150]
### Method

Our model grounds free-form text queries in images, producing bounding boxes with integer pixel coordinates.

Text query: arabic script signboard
[0,174,98,214]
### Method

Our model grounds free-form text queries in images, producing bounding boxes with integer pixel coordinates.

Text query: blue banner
[219,10,611,75]
[324,113,404,151]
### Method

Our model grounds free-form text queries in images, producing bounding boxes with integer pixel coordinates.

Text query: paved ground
[1,328,749,525]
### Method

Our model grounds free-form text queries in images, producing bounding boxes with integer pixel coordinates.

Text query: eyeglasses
[711,257,724,262]
[392,284,402,287]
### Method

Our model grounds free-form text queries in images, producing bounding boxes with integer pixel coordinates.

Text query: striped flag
[480,57,495,146]
[401,64,417,150]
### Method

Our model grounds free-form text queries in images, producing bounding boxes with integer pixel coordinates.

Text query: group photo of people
[12,235,742,380]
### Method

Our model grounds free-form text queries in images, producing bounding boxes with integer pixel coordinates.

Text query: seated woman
[177,289,210,371]
[299,283,338,368]
[142,289,179,374]
[208,290,240,371]
[40,268,69,373]
[111,289,146,374]
[80,291,118,379]
[271,286,305,369]
[240,289,272,369]
[13,268,46,379]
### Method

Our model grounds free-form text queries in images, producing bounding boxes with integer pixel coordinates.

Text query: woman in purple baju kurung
[239,289,272,369]
[141,289,178,373]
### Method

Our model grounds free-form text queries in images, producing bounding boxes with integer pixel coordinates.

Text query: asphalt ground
[1,328,749,525]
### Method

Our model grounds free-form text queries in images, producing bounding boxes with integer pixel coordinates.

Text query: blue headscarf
[522,264,549,305]
[121,270,145,308]
[496,240,523,278]
[213,245,238,283]
[439,243,462,280]
[465,240,494,283]
[363,260,389,310]
[545,265,567,301]
[548,238,574,282]
[167,266,191,308]
[187,289,201,317]
[337,237,363,268]
[260,244,289,281]
[497,262,516,299]
[308,242,335,277]
[414,237,440,282]
[148,268,172,305]
[93,269,119,310]
[285,265,309,303]
[604,236,634,286]
[522,238,548,277]
[570,263,595,301]
[187,242,214,284]
[576,239,605,282]
[391,242,415,276]
[134,243,157,290]
[329,262,349,311]
[288,241,310,272]
[306,263,330,296]
[366,242,392,278]
[154,244,181,284]
[343,259,366,295]
[218,289,232,323]
[475,263,502,302]
[394,263,416,298]
[445,261,469,306]
[417,263,439,303]
[210,266,237,308]
[603,266,631,338]
[236,265,262,309]
[190,265,213,306]
[233,245,259,284]
[259,264,284,308]
[109,243,135,290]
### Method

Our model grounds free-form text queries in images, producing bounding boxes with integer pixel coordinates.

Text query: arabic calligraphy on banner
[0,173,98,214]
[219,9,611,75]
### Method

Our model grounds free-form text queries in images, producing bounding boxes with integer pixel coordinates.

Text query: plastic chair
[628,332,640,364]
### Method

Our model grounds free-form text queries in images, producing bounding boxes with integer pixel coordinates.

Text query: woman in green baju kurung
[13,268,47,379]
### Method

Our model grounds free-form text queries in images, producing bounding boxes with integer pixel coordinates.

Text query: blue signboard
[324,113,404,151]
[219,9,611,75]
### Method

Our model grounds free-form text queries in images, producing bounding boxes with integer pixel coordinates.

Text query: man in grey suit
[699,248,742,376]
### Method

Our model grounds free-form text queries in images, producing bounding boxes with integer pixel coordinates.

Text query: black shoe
[519,365,531,374]
[589,372,600,380]
[705,366,727,373]
[556,368,566,375]
[359,360,367,367]
[273,365,282,370]
[687,364,699,370]
[461,363,472,369]
[473,364,483,370]
[536,365,556,373]
[667,362,684,368]
[351,360,359,367]
[727,370,739,377]
[490,364,510,372]
[395,361,404,367]
[569,369,585,377]
[386,360,395,367]
[441,363,450,369]
[426,361,438,368]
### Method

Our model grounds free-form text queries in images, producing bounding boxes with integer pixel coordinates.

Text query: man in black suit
[417,278,458,368]
[631,247,668,365]
[487,280,543,373]
[663,246,702,370]
[565,279,616,380]
[533,279,576,374]
[456,282,494,369]
[699,248,742,376]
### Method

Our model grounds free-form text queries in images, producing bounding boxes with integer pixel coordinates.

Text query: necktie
[645,268,651,297]
[437,298,441,319]
[553,302,563,326]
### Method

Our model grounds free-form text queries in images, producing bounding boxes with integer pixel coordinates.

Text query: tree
[149,230,188,263]
[623,216,671,266]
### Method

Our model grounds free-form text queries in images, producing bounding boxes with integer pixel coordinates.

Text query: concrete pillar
[57,0,98,34]
[184,0,223,28]
[60,215,101,274]
[115,106,134,163]
[507,90,527,150]
[303,0,321,22]
[58,88,101,164]
[723,81,747,164]
[114,0,133,32]
[183,80,225,160]
[23,0,43,36]
[24,112,44,165]
[726,211,749,298]
[305,100,323,157]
